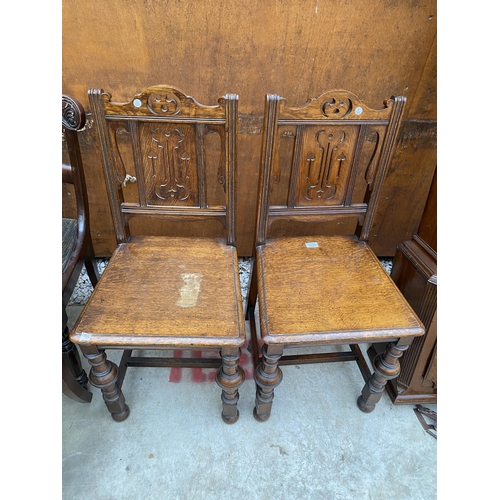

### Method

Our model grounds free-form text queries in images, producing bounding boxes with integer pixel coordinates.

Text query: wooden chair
[62,95,100,403]
[246,91,425,421]
[70,86,245,423]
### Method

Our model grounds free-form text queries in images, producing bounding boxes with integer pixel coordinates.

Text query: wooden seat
[76,236,243,345]
[62,95,100,403]
[247,91,425,421]
[70,86,245,423]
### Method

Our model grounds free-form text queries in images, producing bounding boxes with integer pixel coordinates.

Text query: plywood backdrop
[62,0,437,256]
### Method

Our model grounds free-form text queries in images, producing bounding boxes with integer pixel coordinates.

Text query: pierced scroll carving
[146,126,191,201]
[62,95,86,131]
[146,92,181,116]
[305,130,347,201]
[321,97,353,119]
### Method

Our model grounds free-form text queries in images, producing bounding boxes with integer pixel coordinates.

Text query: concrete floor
[63,298,437,499]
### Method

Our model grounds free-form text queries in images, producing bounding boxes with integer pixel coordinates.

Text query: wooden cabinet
[369,169,437,404]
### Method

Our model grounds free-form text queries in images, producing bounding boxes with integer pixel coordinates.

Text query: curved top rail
[90,86,228,119]
[278,89,396,121]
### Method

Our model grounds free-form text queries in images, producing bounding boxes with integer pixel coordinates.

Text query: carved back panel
[255,91,406,246]
[89,86,238,245]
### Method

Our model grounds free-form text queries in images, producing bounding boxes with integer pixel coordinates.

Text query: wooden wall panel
[369,120,437,255]
[408,32,437,119]
[63,0,437,257]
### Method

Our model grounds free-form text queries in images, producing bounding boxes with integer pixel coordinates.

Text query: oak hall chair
[246,91,425,422]
[62,95,100,403]
[70,86,245,423]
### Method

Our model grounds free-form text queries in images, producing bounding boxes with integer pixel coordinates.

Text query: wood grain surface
[63,0,437,256]
[257,236,423,344]
[70,236,245,348]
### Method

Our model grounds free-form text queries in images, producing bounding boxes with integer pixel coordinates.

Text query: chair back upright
[255,91,406,247]
[62,95,93,297]
[88,87,238,246]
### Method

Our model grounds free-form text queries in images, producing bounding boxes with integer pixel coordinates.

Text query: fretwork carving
[147,92,181,116]
[146,125,192,202]
[321,97,353,119]
[305,130,347,201]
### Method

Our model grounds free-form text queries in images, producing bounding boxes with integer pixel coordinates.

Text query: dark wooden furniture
[246,91,425,421]
[70,86,245,423]
[62,95,100,403]
[369,169,437,404]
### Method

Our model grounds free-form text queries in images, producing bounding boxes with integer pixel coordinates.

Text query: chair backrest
[62,94,89,222]
[88,86,238,245]
[255,91,406,246]
[62,95,91,293]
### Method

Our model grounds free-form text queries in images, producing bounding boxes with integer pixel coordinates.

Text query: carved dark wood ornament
[146,125,192,202]
[278,90,391,121]
[254,91,405,246]
[146,92,181,116]
[261,91,400,213]
[88,86,238,244]
[100,86,226,119]
[62,95,86,131]
[321,97,353,119]
[305,130,347,201]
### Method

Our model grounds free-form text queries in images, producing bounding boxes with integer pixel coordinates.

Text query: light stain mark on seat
[176,273,203,308]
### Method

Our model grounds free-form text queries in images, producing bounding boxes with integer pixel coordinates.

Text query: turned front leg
[216,347,245,424]
[253,344,283,422]
[357,341,409,413]
[81,346,130,422]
